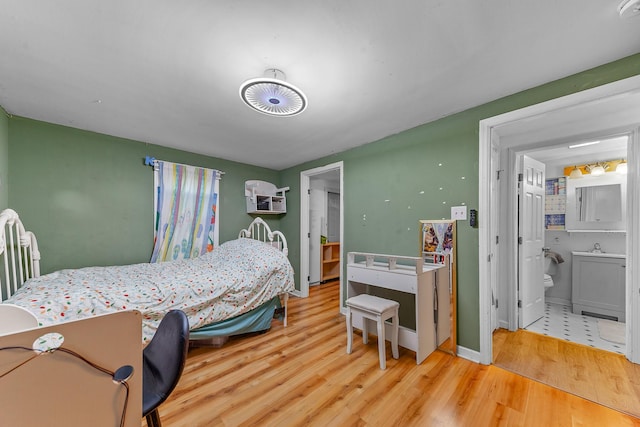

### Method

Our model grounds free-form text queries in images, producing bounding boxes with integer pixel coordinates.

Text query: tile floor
[525,302,625,355]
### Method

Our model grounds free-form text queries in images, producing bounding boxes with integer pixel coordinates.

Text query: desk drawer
[348,267,417,294]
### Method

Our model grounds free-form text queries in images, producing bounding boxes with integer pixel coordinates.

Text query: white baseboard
[498,319,509,330]
[546,296,570,306]
[456,345,481,364]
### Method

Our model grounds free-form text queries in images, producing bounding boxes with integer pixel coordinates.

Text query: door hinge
[518,236,523,244]
[307,189,311,195]
[517,300,522,308]
[518,173,523,182]
[496,235,499,244]
[495,299,498,309]
[308,276,311,282]
[496,170,501,180]
[308,232,311,238]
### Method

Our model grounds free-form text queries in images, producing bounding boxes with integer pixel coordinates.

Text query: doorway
[478,75,640,365]
[308,173,341,286]
[299,162,344,301]
[514,136,628,353]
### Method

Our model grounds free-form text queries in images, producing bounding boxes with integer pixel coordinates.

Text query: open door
[299,162,344,300]
[518,155,545,328]
[308,187,324,285]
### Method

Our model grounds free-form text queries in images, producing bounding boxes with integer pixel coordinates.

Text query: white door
[309,187,324,284]
[518,155,545,328]
[327,192,340,242]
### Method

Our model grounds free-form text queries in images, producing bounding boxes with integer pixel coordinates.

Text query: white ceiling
[1,1,639,170]
[528,135,629,167]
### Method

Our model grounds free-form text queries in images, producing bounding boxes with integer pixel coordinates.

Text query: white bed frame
[238,216,290,326]
[0,209,290,326]
[238,216,288,256]
[0,209,40,301]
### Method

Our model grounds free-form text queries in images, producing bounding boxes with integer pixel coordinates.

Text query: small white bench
[345,294,399,370]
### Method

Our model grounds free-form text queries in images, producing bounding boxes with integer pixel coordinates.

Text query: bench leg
[346,308,353,354]
[362,317,369,345]
[391,311,399,360]
[377,314,386,370]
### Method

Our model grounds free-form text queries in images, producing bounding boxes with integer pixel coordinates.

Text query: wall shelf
[245,180,289,214]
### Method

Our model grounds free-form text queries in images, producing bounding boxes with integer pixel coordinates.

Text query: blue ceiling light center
[239,69,307,117]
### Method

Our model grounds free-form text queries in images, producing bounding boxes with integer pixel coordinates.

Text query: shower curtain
[151,161,220,262]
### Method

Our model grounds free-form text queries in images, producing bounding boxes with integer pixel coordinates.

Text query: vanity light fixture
[587,163,607,176]
[569,166,583,179]
[616,159,628,174]
[239,68,307,117]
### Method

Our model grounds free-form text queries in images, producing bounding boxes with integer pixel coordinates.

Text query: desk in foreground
[0,311,142,426]
[347,252,450,364]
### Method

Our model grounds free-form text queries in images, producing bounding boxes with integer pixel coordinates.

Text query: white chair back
[0,303,38,336]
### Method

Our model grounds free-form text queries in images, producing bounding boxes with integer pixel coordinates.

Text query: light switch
[451,206,467,220]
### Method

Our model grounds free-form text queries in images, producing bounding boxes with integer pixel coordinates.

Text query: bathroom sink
[571,251,626,259]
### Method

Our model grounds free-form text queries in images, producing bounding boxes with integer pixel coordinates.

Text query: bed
[0,209,294,344]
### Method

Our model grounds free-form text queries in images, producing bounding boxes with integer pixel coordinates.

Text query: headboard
[0,209,41,301]
[238,217,289,256]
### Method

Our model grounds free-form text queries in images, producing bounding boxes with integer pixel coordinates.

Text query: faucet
[592,242,602,253]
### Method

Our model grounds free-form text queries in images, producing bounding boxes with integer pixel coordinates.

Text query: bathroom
[525,135,628,354]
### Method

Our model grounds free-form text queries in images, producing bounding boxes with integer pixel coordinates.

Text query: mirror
[576,184,622,222]
[566,173,626,231]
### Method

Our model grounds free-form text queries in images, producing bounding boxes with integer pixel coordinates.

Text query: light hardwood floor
[152,282,640,426]
[493,327,640,418]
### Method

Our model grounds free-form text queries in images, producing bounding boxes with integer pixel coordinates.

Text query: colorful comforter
[6,238,294,343]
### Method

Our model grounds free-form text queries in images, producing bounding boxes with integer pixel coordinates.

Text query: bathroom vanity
[571,251,626,321]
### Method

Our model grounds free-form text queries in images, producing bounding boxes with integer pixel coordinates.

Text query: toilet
[544,256,557,290]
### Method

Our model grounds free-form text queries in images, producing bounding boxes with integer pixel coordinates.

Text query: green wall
[279,53,640,352]
[8,118,280,274]
[4,53,639,354]
[0,109,8,210]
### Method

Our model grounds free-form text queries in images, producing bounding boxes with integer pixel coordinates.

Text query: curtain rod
[144,156,225,175]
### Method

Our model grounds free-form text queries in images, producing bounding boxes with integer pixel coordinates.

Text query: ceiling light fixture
[619,0,640,18]
[568,141,600,149]
[239,69,307,117]
[569,166,583,179]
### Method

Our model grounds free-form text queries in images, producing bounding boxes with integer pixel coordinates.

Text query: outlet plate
[451,206,467,220]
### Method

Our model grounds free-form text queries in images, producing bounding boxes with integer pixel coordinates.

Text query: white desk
[347,252,450,364]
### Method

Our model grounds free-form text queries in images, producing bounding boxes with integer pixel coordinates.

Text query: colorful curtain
[151,161,220,262]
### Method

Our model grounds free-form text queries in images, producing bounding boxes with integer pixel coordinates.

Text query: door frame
[479,75,640,365]
[299,161,344,299]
